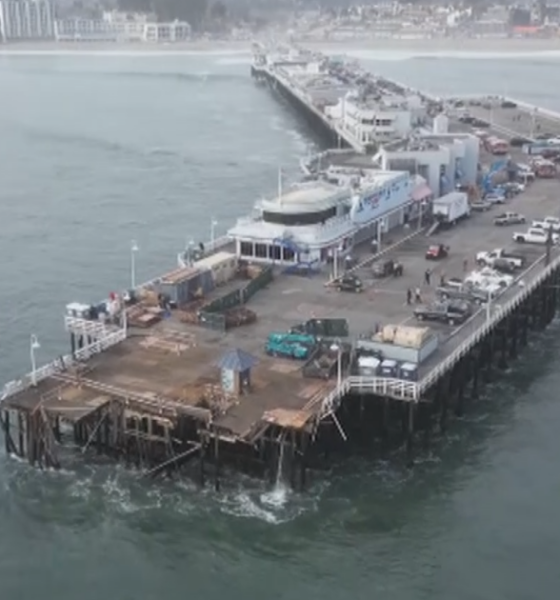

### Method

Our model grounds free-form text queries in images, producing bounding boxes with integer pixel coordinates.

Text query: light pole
[30,334,40,386]
[130,240,139,289]
[330,339,342,389]
[210,217,218,246]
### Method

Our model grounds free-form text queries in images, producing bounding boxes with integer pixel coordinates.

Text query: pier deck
[4,172,559,439]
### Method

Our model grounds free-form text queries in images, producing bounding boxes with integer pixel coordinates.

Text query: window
[263,206,336,226]
[269,245,281,260]
[255,243,268,258]
[283,247,295,262]
[240,241,253,257]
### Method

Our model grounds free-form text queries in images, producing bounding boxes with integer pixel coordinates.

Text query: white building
[0,0,54,41]
[54,14,190,43]
[227,172,416,266]
[325,91,422,149]
[377,127,479,198]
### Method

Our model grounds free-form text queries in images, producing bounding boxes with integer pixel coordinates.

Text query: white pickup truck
[531,216,560,232]
[465,267,514,289]
[476,248,524,269]
[513,227,560,245]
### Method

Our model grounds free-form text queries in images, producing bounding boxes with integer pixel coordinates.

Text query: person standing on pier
[424,268,431,286]
[406,288,412,305]
[440,271,446,287]
[415,287,422,303]
[463,258,468,272]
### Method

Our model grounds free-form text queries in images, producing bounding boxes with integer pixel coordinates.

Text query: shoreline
[1,36,560,55]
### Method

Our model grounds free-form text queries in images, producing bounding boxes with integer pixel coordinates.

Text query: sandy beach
[1,36,560,55]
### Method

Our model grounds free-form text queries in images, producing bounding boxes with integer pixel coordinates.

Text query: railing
[176,235,233,269]
[0,325,127,403]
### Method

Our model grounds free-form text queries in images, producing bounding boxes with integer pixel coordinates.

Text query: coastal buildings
[0,4,190,43]
[54,12,191,43]
[0,0,54,42]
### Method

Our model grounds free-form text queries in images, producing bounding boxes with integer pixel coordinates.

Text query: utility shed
[357,324,439,364]
[155,266,214,306]
[195,251,238,286]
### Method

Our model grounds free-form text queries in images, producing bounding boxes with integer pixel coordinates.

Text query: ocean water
[1,49,560,599]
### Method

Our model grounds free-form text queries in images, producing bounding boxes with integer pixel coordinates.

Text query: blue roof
[217,348,258,372]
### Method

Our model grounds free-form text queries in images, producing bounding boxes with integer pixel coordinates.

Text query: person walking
[406,288,412,305]
[463,258,468,272]
[415,287,422,303]
[424,268,431,286]
[440,271,446,287]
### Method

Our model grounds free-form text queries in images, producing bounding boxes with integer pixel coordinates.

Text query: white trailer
[432,191,470,226]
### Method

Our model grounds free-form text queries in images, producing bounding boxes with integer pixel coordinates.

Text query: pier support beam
[406,402,415,467]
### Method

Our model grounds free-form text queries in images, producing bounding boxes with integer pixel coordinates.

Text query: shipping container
[195,251,238,286]
[156,266,213,307]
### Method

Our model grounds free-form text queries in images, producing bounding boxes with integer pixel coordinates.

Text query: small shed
[217,348,258,396]
[195,251,238,286]
[155,266,214,306]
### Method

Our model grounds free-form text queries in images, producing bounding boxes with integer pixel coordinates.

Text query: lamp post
[210,218,218,246]
[30,334,40,386]
[330,339,342,389]
[130,240,139,289]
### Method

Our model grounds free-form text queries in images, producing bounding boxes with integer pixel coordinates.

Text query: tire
[515,236,525,243]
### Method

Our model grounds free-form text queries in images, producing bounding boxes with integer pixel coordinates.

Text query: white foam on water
[260,482,289,509]
[214,55,252,66]
[338,49,560,62]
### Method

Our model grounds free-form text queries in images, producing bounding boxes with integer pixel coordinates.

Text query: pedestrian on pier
[463,258,468,272]
[424,268,431,286]
[414,287,422,303]
[440,271,446,287]
[406,288,412,305]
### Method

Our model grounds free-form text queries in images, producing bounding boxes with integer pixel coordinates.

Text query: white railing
[0,325,127,403]
[176,235,233,269]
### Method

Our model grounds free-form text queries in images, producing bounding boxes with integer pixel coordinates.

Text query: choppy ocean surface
[1,49,560,599]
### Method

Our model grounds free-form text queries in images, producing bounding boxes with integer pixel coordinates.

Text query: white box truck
[432,191,470,226]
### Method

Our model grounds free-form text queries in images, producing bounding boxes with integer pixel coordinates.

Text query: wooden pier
[3,90,560,487]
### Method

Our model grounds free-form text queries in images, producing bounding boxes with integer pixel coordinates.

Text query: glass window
[263,206,336,226]
[240,241,253,256]
[255,243,268,258]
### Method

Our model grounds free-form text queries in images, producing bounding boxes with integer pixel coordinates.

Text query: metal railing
[0,325,127,403]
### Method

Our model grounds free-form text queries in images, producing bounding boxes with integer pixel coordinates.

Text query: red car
[425,244,449,260]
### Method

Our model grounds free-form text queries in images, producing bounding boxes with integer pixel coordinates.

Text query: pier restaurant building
[227,171,418,266]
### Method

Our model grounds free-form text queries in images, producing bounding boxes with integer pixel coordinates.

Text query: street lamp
[30,334,40,386]
[130,240,139,289]
[210,218,218,246]
[330,339,342,389]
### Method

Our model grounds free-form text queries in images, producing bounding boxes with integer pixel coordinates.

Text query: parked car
[465,267,514,288]
[436,284,497,305]
[336,274,363,293]
[425,244,449,260]
[476,248,524,269]
[501,100,517,109]
[510,136,530,147]
[413,300,471,326]
[372,258,403,278]
[513,227,559,245]
[494,212,526,226]
[532,216,560,232]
